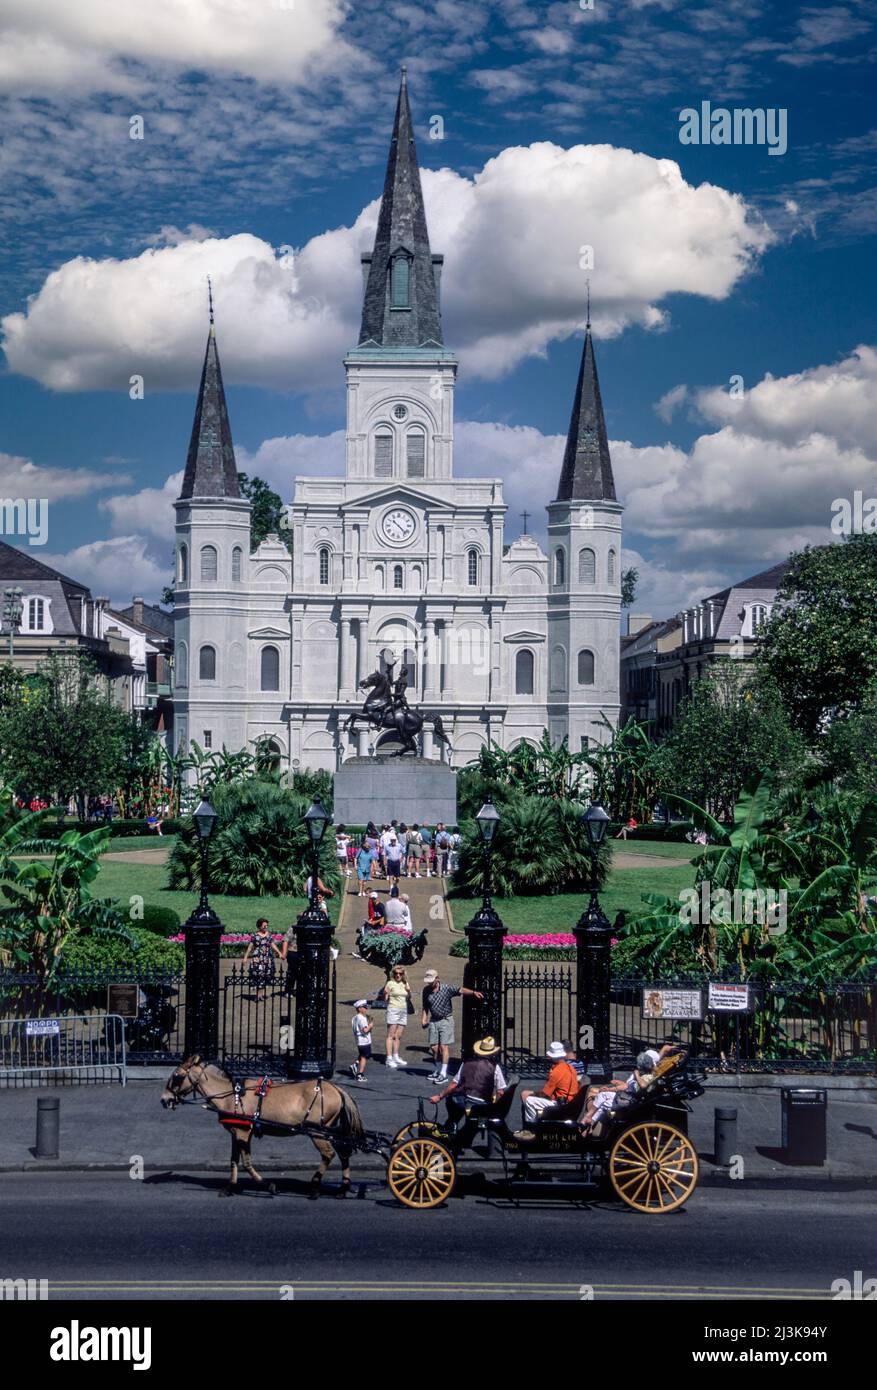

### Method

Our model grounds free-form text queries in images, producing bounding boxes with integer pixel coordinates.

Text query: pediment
[248,627,290,640]
[340,485,451,513]
[504,630,546,644]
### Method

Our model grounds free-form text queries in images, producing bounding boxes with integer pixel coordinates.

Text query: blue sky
[1,0,875,614]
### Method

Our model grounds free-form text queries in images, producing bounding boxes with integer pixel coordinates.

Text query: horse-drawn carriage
[386,1048,705,1213]
[161,1048,704,1213]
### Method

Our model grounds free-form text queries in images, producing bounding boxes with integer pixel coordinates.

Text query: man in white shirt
[384,894,412,933]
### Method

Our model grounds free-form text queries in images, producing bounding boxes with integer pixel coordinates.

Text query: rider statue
[343,650,453,759]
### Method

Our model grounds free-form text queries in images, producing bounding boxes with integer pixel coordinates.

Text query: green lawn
[448,860,694,935]
[76,859,299,937]
[613,839,702,862]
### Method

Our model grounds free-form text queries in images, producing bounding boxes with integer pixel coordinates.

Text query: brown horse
[160,1056,365,1198]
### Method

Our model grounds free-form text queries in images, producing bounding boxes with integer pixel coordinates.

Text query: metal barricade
[0,1013,127,1086]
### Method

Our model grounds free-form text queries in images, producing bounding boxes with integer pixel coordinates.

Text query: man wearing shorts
[421,969,483,1083]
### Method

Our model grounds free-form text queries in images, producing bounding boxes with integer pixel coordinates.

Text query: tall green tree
[238,473,291,553]
[756,533,877,739]
[0,653,131,815]
[659,662,806,821]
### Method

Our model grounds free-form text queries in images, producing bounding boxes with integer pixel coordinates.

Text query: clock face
[381,508,417,544]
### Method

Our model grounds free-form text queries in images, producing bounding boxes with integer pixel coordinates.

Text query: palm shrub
[167,780,341,898]
[0,814,133,1000]
[452,795,611,898]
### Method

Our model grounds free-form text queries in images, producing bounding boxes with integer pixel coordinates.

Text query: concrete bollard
[714,1106,737,1166]
[35,1096,59,1159]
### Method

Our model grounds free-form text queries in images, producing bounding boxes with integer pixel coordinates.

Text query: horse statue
[161,1056,366,1198]
[343,658,453,759]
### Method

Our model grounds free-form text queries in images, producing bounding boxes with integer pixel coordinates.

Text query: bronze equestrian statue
[343,657,453,758]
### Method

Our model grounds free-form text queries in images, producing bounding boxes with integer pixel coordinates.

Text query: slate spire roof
[555,323,616,503]
[358,68,444,350]
[179,298,240,500]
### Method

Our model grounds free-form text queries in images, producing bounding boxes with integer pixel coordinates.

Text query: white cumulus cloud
[2,144,773,391]
[42,536,170,605]
[0,0,354,92]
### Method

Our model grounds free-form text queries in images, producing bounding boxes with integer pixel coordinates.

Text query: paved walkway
[333,867,465,1067]
[1,1066,874,1184]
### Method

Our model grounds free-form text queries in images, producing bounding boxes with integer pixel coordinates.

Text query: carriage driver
[429,1036,507,1124]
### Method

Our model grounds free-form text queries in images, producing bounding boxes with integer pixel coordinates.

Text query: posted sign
[708,982,751,1013]
[25,1019,60,1036]
[641,988,703,1021]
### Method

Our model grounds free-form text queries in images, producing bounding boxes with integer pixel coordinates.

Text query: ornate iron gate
[502,965,575,1074]
[220,962,337,1075]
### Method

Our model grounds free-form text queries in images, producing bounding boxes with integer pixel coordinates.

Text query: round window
[393,404,408,421]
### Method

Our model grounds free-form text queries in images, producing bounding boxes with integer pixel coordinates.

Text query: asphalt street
[1,1171,874,1301]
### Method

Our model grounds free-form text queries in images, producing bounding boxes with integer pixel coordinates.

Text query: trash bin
[781,1087,827,1165]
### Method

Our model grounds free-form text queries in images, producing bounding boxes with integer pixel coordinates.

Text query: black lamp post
[183,796,222,1058]
[574,802,612,1082]
[463,801,506,1053]
[289,796,334,1080]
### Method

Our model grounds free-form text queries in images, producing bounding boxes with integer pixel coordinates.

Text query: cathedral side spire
[358,69,443,350]
[179,291,240,500]
[554,323,616,503]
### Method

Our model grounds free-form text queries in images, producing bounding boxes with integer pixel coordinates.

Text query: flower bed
[167,931,340,959]
[449,932,617,961]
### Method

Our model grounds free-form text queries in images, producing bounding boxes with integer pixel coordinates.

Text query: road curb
[2,1161,874,1186]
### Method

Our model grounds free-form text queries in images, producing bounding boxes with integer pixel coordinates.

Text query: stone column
[357,620,370,685]
[357,728,369,757]
[423,618,440,698]
[339,616,353,698]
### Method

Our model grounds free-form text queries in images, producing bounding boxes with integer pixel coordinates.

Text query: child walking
[350,999,373,1082]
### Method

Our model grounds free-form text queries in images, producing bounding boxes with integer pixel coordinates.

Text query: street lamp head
[475,801,501,845]
[193,797,218,841]
[582,802,610,848]
[304,796,330,847]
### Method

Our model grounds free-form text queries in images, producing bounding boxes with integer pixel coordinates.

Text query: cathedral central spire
[358,69,444,350]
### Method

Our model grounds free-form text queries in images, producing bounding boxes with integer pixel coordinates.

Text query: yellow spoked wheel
[609,1122,698,1213]
[392,1120,441,1145]
[388,1138,456,1210]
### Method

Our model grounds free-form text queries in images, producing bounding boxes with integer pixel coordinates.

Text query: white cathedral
[173,73,622,774]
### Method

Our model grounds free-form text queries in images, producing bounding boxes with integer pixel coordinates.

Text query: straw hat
[473,1036,500,1057]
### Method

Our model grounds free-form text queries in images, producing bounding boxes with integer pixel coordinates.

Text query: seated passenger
[578,1045,677,1133]
[429,1036,507,1123]
[517,1041,580,1134]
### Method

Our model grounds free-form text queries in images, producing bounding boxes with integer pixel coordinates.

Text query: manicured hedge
[35,818,184,840]
[59,926,185,970]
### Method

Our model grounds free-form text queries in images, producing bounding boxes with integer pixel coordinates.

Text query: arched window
[515,648,535,696]
[406,430,425,478]
[260,645,280,692]
[578,547,596,584]
[467,549,479,587]
[374,430,393,478]
[232,546,242,582]
[176,643,188,687]
[391,253,411,308]
[199,645,216,681]
[577,649,595,686]
[179,544,188,583]
[554,548,566,586]
[393,564,404,590]
[607,548,616,586]
[200,545,217,582]
[318,548,330,586]
[375,563,385,590]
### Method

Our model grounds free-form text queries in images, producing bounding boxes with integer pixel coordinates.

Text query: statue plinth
[333,756,457,828]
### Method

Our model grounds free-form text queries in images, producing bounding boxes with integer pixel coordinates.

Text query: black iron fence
[501,966,877,1074]
[0,963,337,1076]
[0,968,185,1066]
[503,965,575,1073]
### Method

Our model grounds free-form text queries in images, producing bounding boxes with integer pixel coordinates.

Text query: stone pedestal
[333,756,457,827]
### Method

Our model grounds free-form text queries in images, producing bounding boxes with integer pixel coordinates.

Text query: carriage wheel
[609,1122,698,1213]
[392,1120,441,1146]
[387,1138,456,1209]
